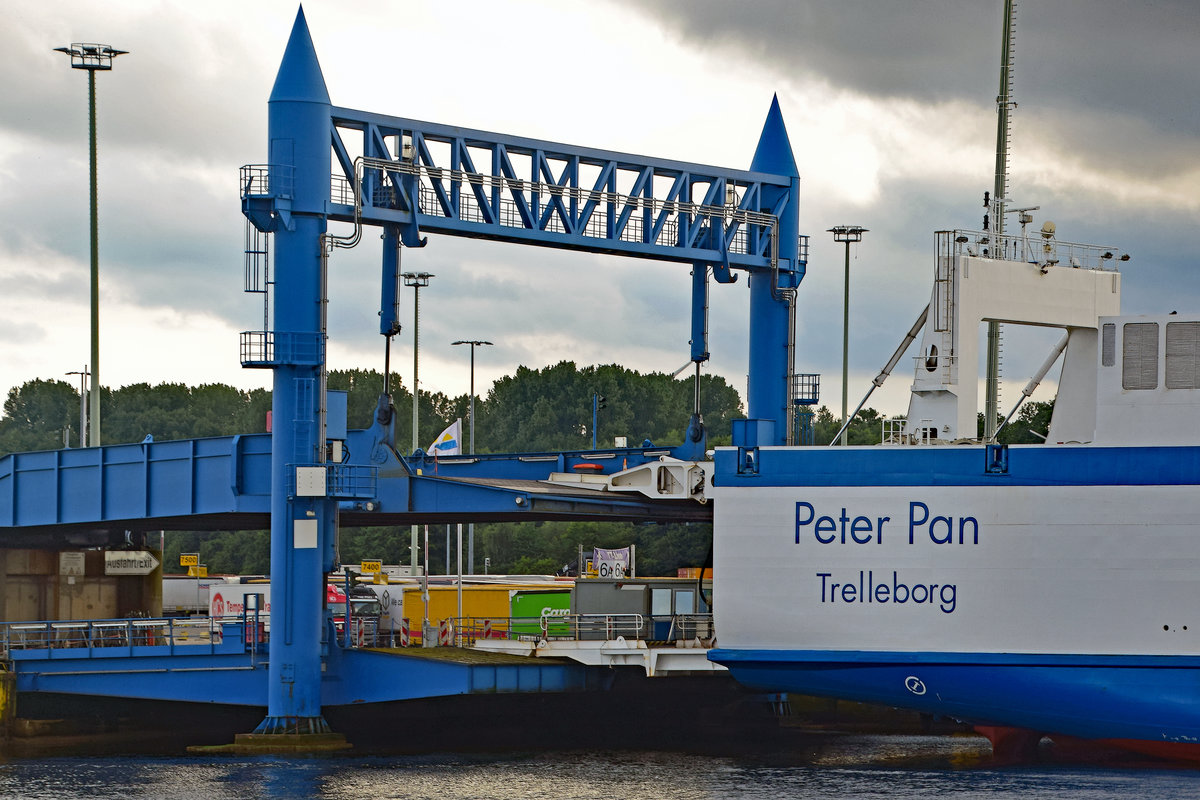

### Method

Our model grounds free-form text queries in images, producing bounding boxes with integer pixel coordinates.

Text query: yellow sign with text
[180,553,199,567]
[361,559,383,574]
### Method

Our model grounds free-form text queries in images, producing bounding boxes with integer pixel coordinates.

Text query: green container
[510,590,571,637]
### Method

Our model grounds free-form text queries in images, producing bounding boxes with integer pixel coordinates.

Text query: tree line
[0,363,744,457]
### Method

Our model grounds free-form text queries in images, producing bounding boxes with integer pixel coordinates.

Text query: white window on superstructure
[1166,321,1200,389]
[1122,322,1159,390]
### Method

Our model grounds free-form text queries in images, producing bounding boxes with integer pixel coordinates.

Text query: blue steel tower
[746,96,803,445]
[254,8,338,738]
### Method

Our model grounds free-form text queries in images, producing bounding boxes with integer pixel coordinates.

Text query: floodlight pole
[55,43,126,448]
[66,368,89,447]
[402,271,433,577]
[828,226,867,446]
[452,339,493,573]
[451,339,493,453]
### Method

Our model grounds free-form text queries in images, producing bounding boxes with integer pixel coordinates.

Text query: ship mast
[984,0,1018,440]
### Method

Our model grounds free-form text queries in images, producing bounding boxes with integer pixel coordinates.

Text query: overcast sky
[2,0,1197,432]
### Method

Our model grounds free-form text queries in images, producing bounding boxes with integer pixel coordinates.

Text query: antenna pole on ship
[984,0,1018,440]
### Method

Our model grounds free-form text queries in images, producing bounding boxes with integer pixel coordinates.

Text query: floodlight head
[55,43,127,70]
[827,225,868,244]
[401,271,434,288]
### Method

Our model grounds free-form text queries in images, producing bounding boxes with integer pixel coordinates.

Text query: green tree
[808,405,889,446]
[477,361,742,453]
[997,400,1054,444]
[0,379,81,455]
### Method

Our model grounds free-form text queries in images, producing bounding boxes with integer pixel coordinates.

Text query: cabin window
[675,589,695,614]
[1122,322,1159,390]
[1101,323,1116,367]
[650,588,672,617]
[1166,322,1200,389]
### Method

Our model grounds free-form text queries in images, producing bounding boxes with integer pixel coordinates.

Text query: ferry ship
[708,229,1200,760]
[709,1,1200,761]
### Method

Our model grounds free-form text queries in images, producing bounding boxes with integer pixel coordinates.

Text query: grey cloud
[613,0,1200,176]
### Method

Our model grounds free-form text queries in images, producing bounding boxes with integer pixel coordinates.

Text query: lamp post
[55,43,127,448]
[828,226,868,446]
[452,339,493,574]
[66,367,89,447]
[451,339,493,453]
[402,271,433,577]
[402,272,434,453]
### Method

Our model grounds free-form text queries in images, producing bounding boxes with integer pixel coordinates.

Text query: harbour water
[2,737,1196,800]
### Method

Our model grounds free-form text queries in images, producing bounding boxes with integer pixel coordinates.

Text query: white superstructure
[905,228,1121,442]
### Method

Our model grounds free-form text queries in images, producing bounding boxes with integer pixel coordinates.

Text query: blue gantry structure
[0,8,807,743]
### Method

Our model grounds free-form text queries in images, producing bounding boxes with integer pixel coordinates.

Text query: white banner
[593,547,630,578]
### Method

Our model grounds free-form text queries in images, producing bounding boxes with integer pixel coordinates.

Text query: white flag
[429,418,462,456]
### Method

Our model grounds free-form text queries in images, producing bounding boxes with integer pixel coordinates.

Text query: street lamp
[828,225,868,446]
[451,340,493,453]
[66,367,89,447]
[402,271,433,577]
[401,272,434,454]
[55,43,127,448]
[452,339,493,574]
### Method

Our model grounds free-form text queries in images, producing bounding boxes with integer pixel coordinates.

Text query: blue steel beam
[325,109,792,272]
[0,430,709,538]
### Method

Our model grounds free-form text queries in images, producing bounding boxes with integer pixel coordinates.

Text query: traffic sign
[361,559,382,574]
[180,553,199,567]
[104,551,161,576]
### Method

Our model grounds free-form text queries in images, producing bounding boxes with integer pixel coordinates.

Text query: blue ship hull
[710,649,1200,747]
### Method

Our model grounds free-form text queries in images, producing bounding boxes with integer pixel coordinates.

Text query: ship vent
[1122,322,1159,390]
[1101,323,1116,367]
[1166,322,1200,389]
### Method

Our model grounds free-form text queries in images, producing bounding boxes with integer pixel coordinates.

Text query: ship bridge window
[1166,322,1200,389]
[1122,322,1159,390]
[1101,323,1116,367]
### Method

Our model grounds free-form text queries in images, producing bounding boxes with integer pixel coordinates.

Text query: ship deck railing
[445,612,714,648]
[943,228,1122,271]
[0,615,266,660]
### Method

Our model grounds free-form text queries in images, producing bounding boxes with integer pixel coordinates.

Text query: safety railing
[448,613,646,646]
[943,228,1124,272]
[665,614,715,642]
[882,417,939,446]
[239,163,294,200]
[374,612,714,649]
[0,616,265,660]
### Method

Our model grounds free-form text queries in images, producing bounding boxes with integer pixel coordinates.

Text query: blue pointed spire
[749,95,798,178]
[270,7,330,104]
